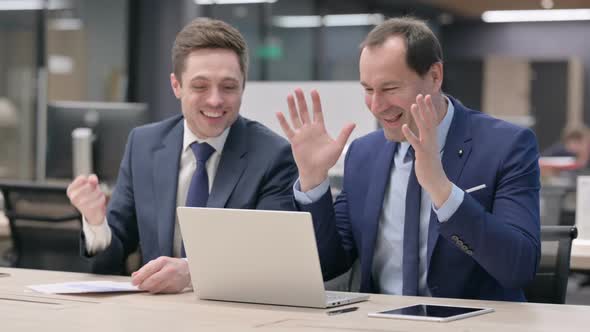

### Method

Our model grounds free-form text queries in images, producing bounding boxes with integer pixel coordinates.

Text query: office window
[0,9,39,180]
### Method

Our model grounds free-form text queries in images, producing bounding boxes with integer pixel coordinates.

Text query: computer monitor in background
[45,101,149,184]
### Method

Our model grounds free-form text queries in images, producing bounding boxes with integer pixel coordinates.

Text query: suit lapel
[427,97,473,266]
[153,119,184,257]
[207,116,247,208]
[360,139,396,291]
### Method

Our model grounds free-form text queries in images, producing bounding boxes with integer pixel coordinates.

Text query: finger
[414,94,427,125]
[276,112,295,139]
[88,174,99,185]
[402,123,420,149]
[68,184,95,205]
[76,192,103,210]
[148,259,190,294]
[287,94,302,129]
[138,269,168,293]
[336,123,356,151]
[310,90,324,125]
[132,257,166,286]
[79,193,106,211]
[70,183,101,203]
[67,176,88,197]
[416,94,431,128]
[423,94,436,127]
[294,89,311,125]
[410,103,426,140]
[417,95,433,135]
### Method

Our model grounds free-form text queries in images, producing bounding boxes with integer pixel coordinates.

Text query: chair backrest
[525,225,577,304]
[0,180,89,272]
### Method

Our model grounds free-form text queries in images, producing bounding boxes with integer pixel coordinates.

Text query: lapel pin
[458,149,464,157]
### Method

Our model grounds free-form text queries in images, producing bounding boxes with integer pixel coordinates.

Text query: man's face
[170,48,244,139]
[359,36,439,142]
[565,138,588,158]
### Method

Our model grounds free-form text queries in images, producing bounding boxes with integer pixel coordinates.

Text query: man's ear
[170,73,182,99]
[429,62,444,91]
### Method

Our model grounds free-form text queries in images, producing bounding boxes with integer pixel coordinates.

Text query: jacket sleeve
[80,129,139,275]
[297,142,359,280]
[255,143,299,211]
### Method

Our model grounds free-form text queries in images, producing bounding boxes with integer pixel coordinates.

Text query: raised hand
[276,88,355,192]
[401,94,452,208]
[66,174,107,225]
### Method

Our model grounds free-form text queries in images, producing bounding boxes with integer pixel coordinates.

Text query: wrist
[299,172,328,192]
[430,178,453,209]
[86,214,105,225]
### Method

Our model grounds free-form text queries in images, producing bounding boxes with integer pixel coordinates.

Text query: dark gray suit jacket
[83,115,298,274]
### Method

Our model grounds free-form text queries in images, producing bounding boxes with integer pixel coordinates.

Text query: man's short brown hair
[172,18,249,85]
[563,125,590,142]
[360,16,442,77]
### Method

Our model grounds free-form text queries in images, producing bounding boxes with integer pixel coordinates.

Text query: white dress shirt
[82,120,229,257]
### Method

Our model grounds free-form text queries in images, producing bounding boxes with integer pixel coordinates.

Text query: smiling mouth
[383,113,403,124]
[201,111,224,119]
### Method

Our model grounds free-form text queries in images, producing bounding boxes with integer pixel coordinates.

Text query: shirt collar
[182,120,230,154]
[398,95,455,158]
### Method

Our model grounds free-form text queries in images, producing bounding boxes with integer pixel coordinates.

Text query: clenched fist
[66,174,107,225]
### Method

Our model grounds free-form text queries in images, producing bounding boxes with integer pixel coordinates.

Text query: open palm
[276,89,355,192]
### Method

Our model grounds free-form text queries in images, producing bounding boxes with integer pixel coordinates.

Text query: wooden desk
[1,268,589,332]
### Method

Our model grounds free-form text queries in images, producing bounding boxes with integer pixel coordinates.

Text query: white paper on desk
[576,176,590,240]
[27,281,142,294]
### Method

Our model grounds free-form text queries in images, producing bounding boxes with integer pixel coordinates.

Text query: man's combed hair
[361,16,443,77]
[172,18,249,84]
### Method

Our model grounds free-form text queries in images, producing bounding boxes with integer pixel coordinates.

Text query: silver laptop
[177,207,369,308]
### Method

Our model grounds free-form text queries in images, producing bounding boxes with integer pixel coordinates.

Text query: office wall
[240,81,376,173]
[129,0,195,121]
[442,21,590,123]
[79,0,128,101]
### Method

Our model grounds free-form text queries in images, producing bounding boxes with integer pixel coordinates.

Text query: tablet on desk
[368,304,494,322]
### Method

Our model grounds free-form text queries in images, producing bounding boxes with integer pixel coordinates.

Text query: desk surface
[1,267,589,332]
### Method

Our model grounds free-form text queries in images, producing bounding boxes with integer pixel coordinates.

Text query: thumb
[336,123,356,151]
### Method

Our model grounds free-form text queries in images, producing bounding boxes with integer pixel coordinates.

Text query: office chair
[0,180,90,272]
[525,225,578,304]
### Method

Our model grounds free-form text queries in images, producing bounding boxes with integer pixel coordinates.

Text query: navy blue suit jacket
[301,97,541,301]
[84,115,298,274]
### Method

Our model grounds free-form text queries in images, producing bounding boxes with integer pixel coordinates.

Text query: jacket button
[466,249,473,255]
[451,235,459,241]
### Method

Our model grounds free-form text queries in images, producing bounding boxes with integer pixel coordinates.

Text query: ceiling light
[0,0,69,10]
[323,13,384,27]
[272,15,322,28]
[482,9,590,23]
[273,13,384,28]
[0,0,43,10]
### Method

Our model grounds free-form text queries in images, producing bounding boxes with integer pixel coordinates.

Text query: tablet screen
[379,304,486,318]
